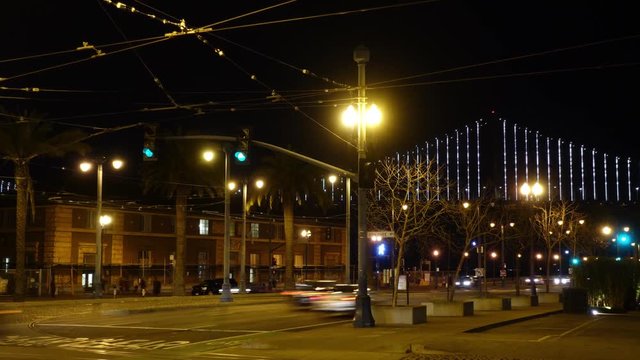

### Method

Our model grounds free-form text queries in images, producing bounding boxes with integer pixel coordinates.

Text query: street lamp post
[301,229,311,279]
[221,147,233,302]
[80,157,123,298]
[343,45,381,328]
[433,250,440,289]
[355,45,373,327]
[521,181,543,306]
[490,221,514,287]
[239,179,264,294]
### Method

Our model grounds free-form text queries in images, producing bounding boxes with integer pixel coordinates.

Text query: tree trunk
[447,249,467,302]
[173,188,187,296]
[283,200,295,290]
[391,242,405,307]
[545,248,552,293]
[14,162,27,301]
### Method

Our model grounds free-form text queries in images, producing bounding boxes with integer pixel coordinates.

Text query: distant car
[523,275,544,285]
[191,278,239,295]
[552,276,571,285]
[454,275,476,288]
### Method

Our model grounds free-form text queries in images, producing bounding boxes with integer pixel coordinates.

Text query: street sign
[367,231,394,238]
[499,269,507,278]
[398,275,407,290]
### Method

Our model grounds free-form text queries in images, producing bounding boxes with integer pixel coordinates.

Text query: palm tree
[0,110,88,300]
[141,130,220,296]
[249,152,330,290]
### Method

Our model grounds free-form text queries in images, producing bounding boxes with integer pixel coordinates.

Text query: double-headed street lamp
[342,45,382,328]
[236,178,265,294]
[490,221,514,287]
[520,181,543,306]
[80,157,124,298]
[203,148,233,302]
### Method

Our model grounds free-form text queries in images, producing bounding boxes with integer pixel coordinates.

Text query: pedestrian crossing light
[142,123,158,161]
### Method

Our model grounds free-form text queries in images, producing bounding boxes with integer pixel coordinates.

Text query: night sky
[2,1,640,197]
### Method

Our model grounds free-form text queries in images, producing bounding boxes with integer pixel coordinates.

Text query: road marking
[0,310,22,315]
[36,323,267,333]
[534,317,602,342]
[172,319,353,349]
[554,317,602,339]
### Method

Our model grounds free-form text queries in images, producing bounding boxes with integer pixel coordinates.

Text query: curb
[463,309,564,333]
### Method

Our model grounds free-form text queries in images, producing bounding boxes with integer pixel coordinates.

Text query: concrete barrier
[511,295,535,307]
[422,301,474,316]
[470,297,511,310]
[538,292,561,303]
[372,305,427,325]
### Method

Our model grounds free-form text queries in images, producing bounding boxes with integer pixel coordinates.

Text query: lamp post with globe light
[342,45,382,328]
[80,157,124,298]
[520,181,543,306]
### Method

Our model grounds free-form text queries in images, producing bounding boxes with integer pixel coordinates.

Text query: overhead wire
[0,37,171,84]
[369,62,640,90]
[371,33,640,87]
[203,0,441,32]
[97,0,180,108]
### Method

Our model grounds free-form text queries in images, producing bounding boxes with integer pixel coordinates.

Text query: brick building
[0,203,347,295]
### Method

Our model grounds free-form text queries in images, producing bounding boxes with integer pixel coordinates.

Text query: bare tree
[531,200,581,293]
[444,197,494,301]
[368,157,447,306]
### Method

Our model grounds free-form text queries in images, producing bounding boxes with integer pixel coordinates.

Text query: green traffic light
[234,151,247,162]
[143,147,154,158]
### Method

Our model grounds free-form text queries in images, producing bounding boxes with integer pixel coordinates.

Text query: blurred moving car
[191,278,245,295]
[552,276,571,285]
[523,275,544,285]
[282,280,337,307]
[454,275,476,288]
[310,283,360,313]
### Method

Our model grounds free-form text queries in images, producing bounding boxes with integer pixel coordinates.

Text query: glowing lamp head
[341,105,357,127]
[202,150,215,162]
[111,159,124,170]
[79,162,92,172]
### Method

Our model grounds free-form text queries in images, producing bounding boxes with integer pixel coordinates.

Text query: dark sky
[2,0,640,184]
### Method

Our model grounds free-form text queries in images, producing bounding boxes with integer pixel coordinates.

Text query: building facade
[0,204,347,295]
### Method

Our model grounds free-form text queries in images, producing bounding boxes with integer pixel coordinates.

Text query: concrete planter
[470,297,511,310]
[422,301,474,317]
[372,305,427,325]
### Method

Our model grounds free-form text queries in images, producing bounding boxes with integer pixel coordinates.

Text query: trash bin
[152,281,161,296]
[562,288,588,313]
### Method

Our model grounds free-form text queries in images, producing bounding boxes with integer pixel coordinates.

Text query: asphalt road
[1,290,639,360]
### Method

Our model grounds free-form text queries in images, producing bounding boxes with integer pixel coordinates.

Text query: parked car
[191,278,238,295]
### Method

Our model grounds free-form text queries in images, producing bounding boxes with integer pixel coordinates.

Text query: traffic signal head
[142,124,157,161]
[234,128,250,165]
